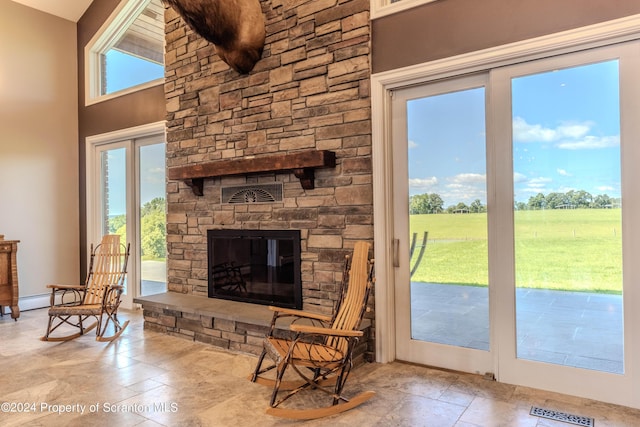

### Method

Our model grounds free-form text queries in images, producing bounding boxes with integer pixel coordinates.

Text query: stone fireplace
[136,0,374,361]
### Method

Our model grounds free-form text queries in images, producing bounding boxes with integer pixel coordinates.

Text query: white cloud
[443,188,486,204]
[449,173,486,184]
[513,117,591,142]
[408,176,438,191]
[513,117,557,142]
[518,188,543,195]
[557,135,619,150]
[513,117,617,150]
[442,173,487,204]
[556,168,572,176]
[521,177,553,193]
[410,174,487,205]
[529,176,552,185]
[596,185,615,192]
[556,123,591,139]
[408,140,418,149]
[513,172,528,183]
[143,167,166,184]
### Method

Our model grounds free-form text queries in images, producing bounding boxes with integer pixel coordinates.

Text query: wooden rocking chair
[41,235,130,342]
[250,241,375,419]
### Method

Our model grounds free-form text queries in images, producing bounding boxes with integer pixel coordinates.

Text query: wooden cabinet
[0,236,19,320]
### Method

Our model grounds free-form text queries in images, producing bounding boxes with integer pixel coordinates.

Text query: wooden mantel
[168,150,336,196]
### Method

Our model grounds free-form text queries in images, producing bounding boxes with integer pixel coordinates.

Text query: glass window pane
[101,0,165,96]
[101,147,127,242]
[407,87,490,351]
[101,147,128,295]
[103,50,164,95]
[139,143,166,296]
[512,60,623,373]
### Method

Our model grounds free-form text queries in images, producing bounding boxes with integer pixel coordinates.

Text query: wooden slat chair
[41,235,130,342]
[250,241,375,419]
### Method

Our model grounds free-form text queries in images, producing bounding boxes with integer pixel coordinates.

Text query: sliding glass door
[393,75,493,374]
[511,60,623,373]
[390,41,640,405]
[491,44,638,403]
[87,125,166,308]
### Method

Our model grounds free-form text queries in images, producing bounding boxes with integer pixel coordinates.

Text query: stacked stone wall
[163,0,374,357]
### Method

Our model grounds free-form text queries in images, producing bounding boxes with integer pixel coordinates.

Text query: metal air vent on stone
[222,183,283,204]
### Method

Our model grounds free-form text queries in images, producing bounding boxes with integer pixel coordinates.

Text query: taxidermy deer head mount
[164,0,265,74]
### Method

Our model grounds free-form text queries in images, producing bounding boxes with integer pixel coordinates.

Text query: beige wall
[0,1,79,303]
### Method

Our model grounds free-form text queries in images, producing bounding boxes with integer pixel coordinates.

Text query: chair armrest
[45,284,85,307]
[289,324,363,338]
[102,284,125,296]
[268,306,332,322]
[46,284,84,290]
[101,284,126,308]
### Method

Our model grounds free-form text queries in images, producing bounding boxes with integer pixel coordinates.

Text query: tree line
[409,193,486,214]
[108,197,166,258]
[410,190,619,214]
[518,191,619,211]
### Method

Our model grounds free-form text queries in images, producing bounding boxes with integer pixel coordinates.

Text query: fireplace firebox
[207,229,302,309]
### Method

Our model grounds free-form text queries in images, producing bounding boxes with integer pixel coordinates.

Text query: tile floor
[1,308,640,426]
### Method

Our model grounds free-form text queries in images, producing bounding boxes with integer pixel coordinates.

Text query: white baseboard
[19,294,51,311]
[0,294,52,315]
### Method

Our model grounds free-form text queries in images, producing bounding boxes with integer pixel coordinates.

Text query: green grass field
[409,209,622,294]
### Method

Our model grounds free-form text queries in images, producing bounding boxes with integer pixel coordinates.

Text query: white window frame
[371,0,440,20]
[84,0,164,106]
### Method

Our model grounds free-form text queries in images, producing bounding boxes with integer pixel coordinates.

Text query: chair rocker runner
[41,235,130,342]
[250,241,375,420]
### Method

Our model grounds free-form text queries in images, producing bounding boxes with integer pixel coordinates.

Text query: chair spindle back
[327,241,372,353]
[83,235,127,306]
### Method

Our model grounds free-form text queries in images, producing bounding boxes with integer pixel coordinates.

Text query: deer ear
[165,0,265,74]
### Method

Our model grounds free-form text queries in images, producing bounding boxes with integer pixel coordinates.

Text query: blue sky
[407,60,621,206]
[103,50,165,217]
[106,143,165,217]
[105,49,164,95]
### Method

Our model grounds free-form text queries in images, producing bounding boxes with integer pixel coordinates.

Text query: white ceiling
[11,0,94,22]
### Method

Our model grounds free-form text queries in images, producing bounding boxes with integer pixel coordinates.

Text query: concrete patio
[410,283,623,373]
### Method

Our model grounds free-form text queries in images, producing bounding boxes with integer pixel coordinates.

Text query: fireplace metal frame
[207,229,303,309]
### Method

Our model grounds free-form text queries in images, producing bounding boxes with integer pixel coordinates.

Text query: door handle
[392,238,400,268]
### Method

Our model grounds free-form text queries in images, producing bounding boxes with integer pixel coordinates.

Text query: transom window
[371,0,439,19]
[85,0,164,105]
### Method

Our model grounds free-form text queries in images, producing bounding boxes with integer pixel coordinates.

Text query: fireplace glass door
[207,229,302,309]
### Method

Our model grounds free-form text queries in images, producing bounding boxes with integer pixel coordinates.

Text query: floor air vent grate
[530,406,594,426]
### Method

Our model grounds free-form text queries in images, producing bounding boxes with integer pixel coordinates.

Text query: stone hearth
[134,293,371,363]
